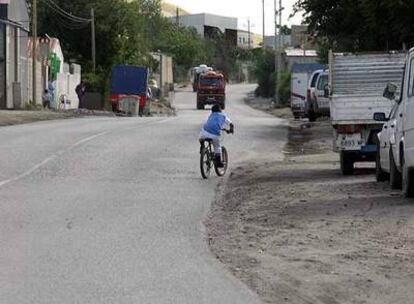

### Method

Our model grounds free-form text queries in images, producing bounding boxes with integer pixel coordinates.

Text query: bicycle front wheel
[200,146,212,179]
[215,146,228,177]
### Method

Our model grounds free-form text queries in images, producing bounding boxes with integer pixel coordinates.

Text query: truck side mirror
[373,112,387,122]
[383,82,398,100]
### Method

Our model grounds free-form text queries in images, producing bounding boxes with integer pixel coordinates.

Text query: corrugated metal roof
[331,53,406,96]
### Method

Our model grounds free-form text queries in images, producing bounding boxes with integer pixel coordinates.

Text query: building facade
[0,0,30,109]
[175,13,238,46]
[263,35,292,50]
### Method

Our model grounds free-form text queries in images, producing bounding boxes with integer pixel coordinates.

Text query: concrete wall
[0,0,30,109]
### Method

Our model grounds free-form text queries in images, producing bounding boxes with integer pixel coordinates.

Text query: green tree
[294,0,414,52]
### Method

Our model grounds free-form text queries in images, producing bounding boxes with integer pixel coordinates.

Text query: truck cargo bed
[330,53,406,123]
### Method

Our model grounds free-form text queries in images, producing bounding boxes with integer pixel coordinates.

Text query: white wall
[55,63,81,109]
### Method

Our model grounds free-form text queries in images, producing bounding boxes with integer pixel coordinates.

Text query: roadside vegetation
[30,0,250,95]
[294,0,414,60]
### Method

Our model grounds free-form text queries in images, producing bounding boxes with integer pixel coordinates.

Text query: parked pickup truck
[329,51,406,175]
[110,65,149,115]
[307,70,330,122]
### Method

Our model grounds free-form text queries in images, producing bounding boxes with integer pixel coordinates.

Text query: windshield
[317,74,329,90]
[200,77,223,87]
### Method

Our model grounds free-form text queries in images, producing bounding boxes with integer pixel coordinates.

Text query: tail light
[337,125,364,134]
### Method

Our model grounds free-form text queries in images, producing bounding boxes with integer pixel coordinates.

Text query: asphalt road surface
[0,84,286,303]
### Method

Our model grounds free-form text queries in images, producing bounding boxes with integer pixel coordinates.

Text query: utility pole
[276,0,282,89]
[91,8,96,73]
[32,0,37,104]
[248,18,252,49]
[273,0,278,98]
[262,0,265,46]
[176,7,179,25]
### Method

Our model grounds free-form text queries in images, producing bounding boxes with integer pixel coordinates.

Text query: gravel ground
[206,108,414,303]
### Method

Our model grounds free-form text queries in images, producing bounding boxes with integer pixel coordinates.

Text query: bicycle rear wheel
[215,146,228,176]
[200,146,212,179]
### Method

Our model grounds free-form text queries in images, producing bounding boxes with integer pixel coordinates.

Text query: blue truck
[110,65,149,115]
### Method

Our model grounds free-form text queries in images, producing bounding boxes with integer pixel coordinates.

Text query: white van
[380,48,414,197]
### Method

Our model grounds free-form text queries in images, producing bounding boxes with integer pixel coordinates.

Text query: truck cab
[196,71,226,110]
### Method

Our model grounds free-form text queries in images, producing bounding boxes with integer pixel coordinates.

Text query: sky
[165,0,304,36]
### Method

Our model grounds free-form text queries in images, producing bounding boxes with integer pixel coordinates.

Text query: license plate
[337,133,362,151]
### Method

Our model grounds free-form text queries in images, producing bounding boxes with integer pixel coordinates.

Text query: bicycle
[199,130,231,179]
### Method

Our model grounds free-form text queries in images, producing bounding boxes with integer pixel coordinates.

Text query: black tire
[200,146,212,179]
[197,101,204,110]
[390,149,402,189]
[376,148,389,182]
[340,151,354,175]
[308,111,316,122]
[214,146,228,177]
[403,163,414,198]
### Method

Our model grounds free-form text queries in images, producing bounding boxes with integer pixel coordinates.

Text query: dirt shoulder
[206,101,414,303]
[0,101,174,127]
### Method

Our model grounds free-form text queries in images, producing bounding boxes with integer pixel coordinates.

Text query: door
[380,103,398,171]
[0,23,5,109]
[316,73,330,113]
[403,54,414,166]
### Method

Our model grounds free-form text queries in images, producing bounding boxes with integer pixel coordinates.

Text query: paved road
[0,84,286,303]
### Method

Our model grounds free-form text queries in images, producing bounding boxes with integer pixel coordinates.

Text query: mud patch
[207,117,414,304]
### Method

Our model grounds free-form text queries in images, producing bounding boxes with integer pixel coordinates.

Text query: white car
[375,101,402,189]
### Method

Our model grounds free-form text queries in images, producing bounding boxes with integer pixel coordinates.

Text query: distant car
[375,101,402,188]
[308,71,329,122]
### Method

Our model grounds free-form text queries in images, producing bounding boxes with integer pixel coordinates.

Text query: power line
[41,0,92,24]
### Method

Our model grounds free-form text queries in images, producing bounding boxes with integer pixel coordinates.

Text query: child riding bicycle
[199,104,234,168]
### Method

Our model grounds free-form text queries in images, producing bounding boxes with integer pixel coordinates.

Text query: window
[389,103,399,119]
[200,77,223,87]
[408,57,414,97]
[310,72,320,88]
[317,74,329,90]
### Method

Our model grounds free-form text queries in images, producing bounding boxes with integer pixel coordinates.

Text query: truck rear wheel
[375,148,388,182]
[340,151,354,175]
[308,110,316,122]
[390,150,402,189]
[403,164,414,198]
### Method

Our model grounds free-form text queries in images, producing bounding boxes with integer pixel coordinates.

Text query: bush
[277,71,291,106]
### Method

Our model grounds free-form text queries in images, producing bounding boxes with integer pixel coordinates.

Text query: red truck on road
[196,71,226,110]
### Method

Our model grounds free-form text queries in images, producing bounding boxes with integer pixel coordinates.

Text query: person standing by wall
[75,81,86,109]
